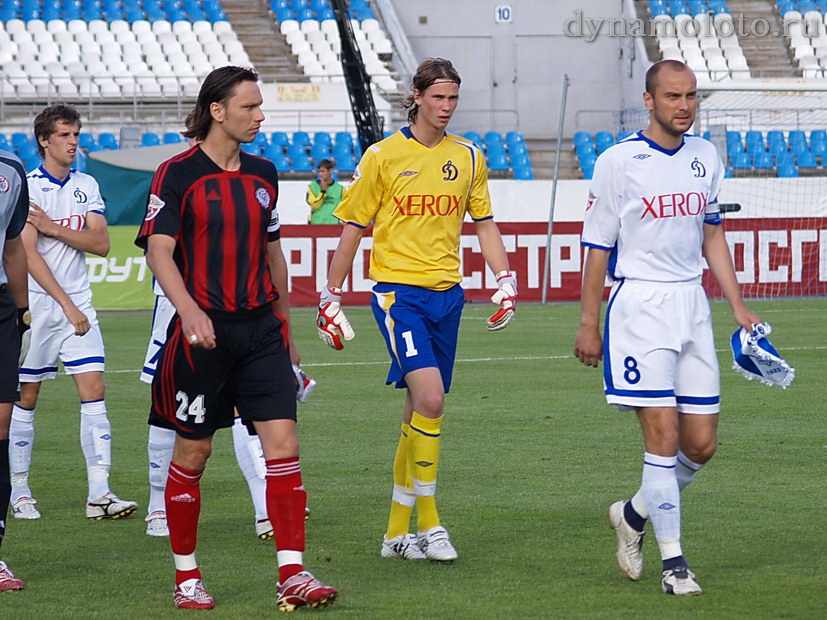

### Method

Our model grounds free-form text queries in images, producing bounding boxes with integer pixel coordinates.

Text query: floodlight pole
[541,74,569,304]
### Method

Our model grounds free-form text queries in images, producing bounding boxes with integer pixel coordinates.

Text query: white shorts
[140,294,176,384]
[19,289,105,382]
[603,279,720,414]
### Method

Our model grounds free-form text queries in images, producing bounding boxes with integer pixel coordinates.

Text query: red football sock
[166,461,204,585]
[265,458,306,583]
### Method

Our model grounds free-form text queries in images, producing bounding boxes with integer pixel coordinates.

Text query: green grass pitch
[2,299,824,618]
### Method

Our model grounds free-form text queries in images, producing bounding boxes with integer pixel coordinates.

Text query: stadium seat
[572,131,592,147]
[98,132,118,150]
[483,131,503,147]
[464,131,483,148]
[141,132,161,147]
[292,131,311,147]
[744,130,765,153]
[777,162,798,177]
[731,152,751,169]
[163,132,183,144]
[311,142,332,162]
[797,151,818,168]
[505,130,524,146]
[753,151,774,170]
[513,165,534,180]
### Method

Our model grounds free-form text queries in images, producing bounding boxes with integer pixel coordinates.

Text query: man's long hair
[183,66,259,142]
[33,104,82,158]
[402,58,461,124]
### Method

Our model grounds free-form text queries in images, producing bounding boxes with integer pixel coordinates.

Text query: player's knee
[16,383,40,409]
[682,439,717,464]
[414,392,444,418]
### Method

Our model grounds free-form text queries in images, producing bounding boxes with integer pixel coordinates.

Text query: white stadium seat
[47,20,67,33]
[152,21,172,34]
[26,19,46,34]
[300,20,320,33]
[280,20,299,35]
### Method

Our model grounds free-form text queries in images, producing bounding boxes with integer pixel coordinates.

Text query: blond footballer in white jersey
[574,61,760,597]
[9,105,137,523]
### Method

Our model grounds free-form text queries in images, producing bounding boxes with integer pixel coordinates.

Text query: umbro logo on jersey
[442,160,458,181]
[633,154,651,160]
[42,187,54,192]
[691,157,706,178]
[0,175,9,193]
[398,170,418,177]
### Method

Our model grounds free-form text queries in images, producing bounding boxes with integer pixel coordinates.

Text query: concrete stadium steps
[728,0,799,77]
[221,0,306,79]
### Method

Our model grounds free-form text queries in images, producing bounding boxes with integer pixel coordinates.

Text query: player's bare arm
[701,223,761,331]
[27,202,109,257]
[21,223,90,335]
[268,238,299,365]
[2,236,29,309]
[325,223,364,289]
[574,247,611,367]
[146,234,216,349]
[316,223,362,349]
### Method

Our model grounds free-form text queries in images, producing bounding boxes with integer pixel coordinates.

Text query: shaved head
[646,60,693,95]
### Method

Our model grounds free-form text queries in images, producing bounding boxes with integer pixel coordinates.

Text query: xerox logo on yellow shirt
[391,194,461,216]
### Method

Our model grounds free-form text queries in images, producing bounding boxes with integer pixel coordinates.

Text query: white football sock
[641,452,682,561]
[147,425,176,515]
[80,399,111,500]
[676,450,704,491]
[9,404,35,502]
[232,417,268,520]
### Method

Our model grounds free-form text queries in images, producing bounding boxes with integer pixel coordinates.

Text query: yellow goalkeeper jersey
[333,127,493,290]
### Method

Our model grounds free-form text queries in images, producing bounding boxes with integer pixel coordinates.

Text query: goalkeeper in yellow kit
[317,58,516,562]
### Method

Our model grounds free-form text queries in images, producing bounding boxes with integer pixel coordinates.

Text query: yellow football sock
[385,423,414,539]
[410,412,442,533]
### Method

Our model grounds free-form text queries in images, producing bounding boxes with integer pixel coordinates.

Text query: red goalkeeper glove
[316,286,355,350]
[486,271,517,331]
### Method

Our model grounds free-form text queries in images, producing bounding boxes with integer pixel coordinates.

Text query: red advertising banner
[280,219,827,306]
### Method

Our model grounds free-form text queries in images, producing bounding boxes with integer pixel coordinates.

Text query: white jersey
[581,131,724,283]
[26,166,106,295]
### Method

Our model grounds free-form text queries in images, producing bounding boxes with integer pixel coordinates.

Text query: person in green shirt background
[306,159,344,224]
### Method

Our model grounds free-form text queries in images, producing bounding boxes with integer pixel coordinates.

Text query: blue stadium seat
[572,131,592,146]
[775,152,795,168]
[766,130,785,148]
[336,153,357,171]
[163,132,183,144]
[98,133,119,150]
[581,162,595,180]
[0,135,10,150]
[731,152,751,169]
[270,131,290,147]
[241,142,262,156]
[11,133,30,149]
[797,151,818,168]
[508,142,528,157]
[616,130,634,142]
[788,130,807,150]
[141,132,161,147]
[313,131,332,146]
[505,130,524,146]
[332,142,353,161]
[744,130,764,153]
[79,134,96,150]
[594,131,614,148]
[513,165,534,180]
[767,140,787,156]
[809,129,827,148]
[292,131,311,147]
[753,152,774,169]
[488,152,510,172]
[483,131,504,147]
[809,141,827,157]
[334,131,353,146]
[463,131,483,148]
[252,132,269,147]
[777,163,798,177]
[576,142,596,160]
[485,142,507,158]
[510,153,531,169]
[291,153,314,172]
[311,142,332,162]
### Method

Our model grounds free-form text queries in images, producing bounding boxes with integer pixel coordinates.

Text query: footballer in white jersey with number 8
[8,104,137,524]
[574,60,761,596]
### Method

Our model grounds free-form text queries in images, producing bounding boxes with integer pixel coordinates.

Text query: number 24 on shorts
[176,391,206,423]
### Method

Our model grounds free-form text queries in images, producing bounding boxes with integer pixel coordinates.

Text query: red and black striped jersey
[135,145,281,313]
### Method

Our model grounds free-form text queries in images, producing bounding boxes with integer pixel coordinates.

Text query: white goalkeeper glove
[486,271,517,331]
[316,286,355,350]
[18,308,31,367]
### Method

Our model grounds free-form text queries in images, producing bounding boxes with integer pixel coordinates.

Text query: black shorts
[0,289,21,402]
[149,304,297,439]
